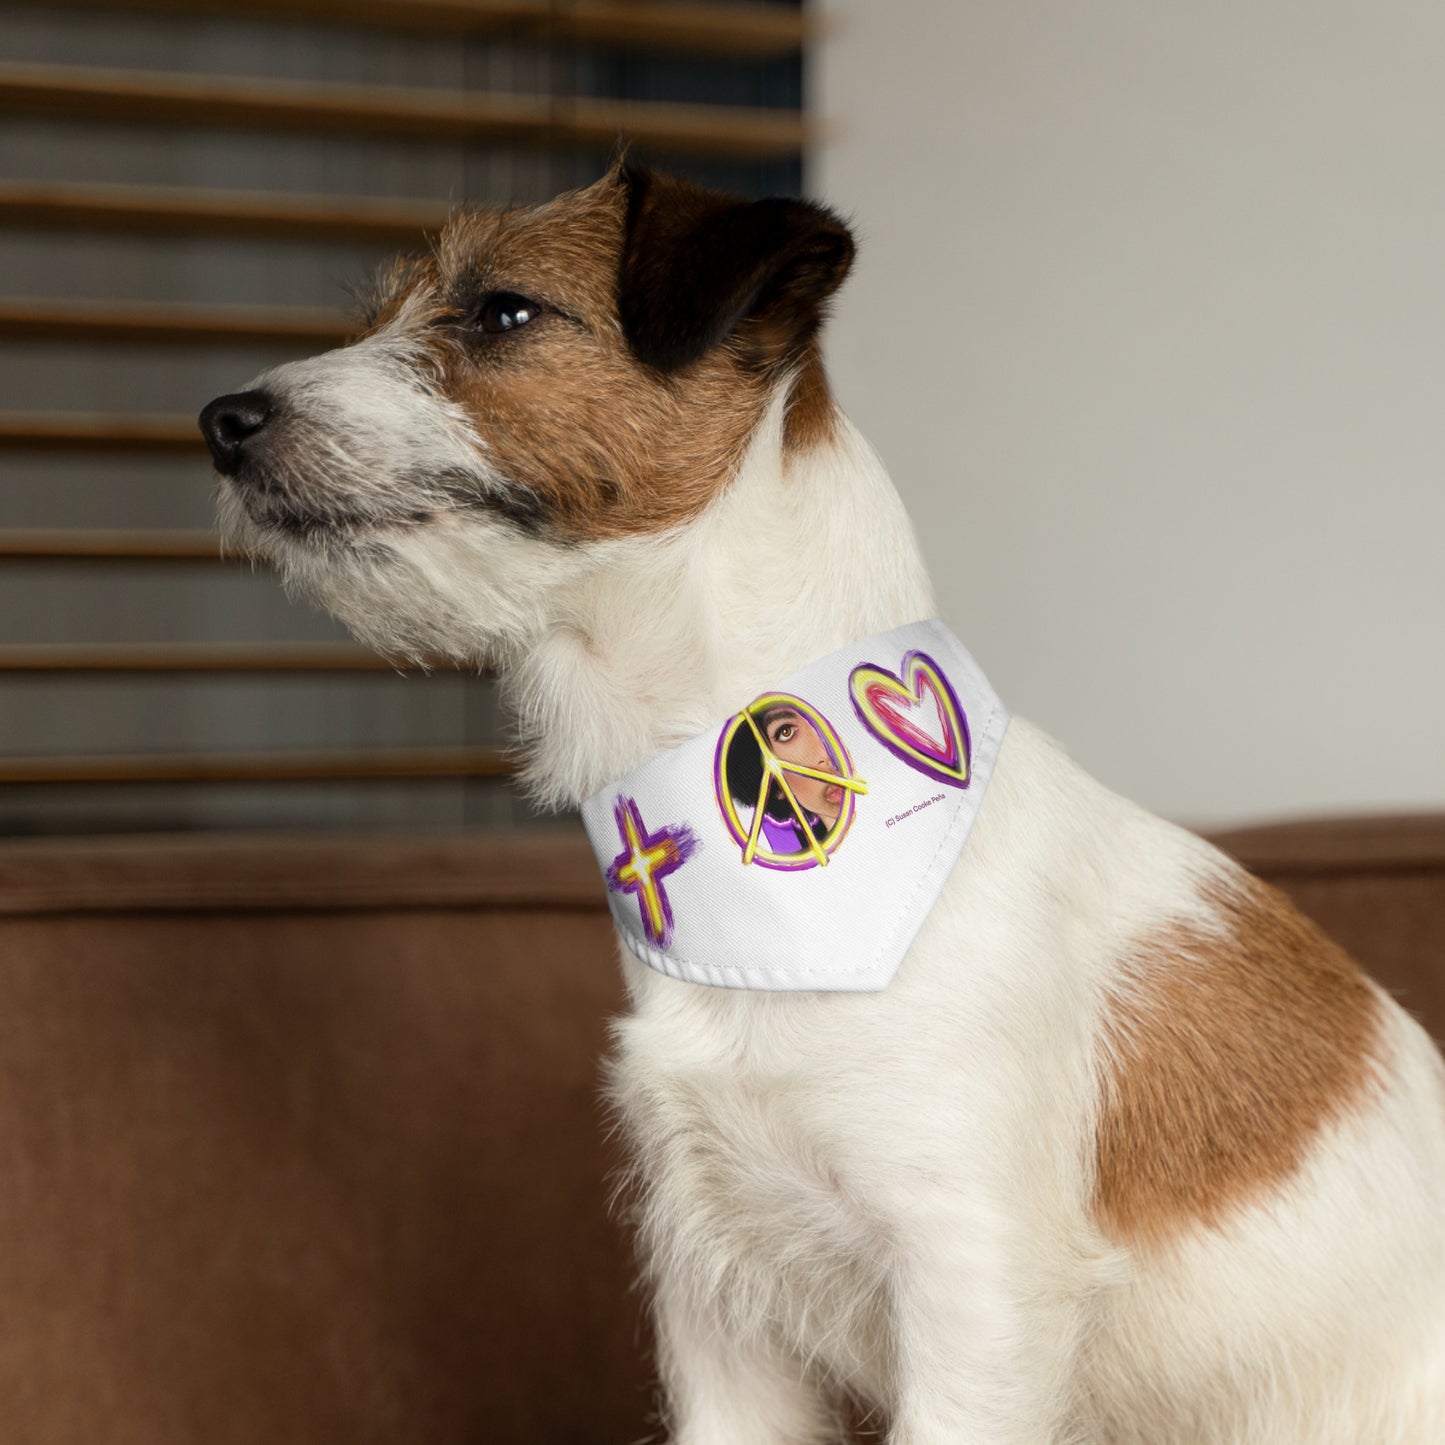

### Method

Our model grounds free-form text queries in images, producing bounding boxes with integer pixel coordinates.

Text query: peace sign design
[713,693,868,871]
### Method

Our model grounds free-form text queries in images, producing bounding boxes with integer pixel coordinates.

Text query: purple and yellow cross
[605,796,697,949]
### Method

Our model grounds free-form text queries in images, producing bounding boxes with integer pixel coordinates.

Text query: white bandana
[580,620,1009,991]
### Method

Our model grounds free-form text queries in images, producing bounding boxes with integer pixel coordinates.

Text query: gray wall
[815,0,1445,828]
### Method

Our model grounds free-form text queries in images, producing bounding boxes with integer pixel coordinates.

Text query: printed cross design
[605,796,698,949]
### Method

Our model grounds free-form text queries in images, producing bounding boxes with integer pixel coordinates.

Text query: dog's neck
[506,390,937,808]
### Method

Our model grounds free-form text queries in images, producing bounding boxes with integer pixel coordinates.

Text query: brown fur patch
[365,175,782,542]
[1093,872,1382,1247]
[782,341,839,452]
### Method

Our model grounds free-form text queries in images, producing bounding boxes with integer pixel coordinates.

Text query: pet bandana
[580,620,1009,992]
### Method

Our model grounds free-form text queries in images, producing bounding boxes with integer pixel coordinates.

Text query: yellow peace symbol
[713,693,868,871]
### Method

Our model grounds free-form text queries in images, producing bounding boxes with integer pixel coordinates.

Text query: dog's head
[199,165,854,663]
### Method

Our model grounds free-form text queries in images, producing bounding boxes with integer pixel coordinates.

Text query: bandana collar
[580,620,1009,992]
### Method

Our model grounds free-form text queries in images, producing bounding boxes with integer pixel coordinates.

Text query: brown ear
[617,166,855,376]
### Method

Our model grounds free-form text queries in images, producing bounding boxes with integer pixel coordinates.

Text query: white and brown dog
[201,165,1445,1444]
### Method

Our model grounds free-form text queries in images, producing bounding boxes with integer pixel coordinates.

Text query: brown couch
[0,817,1440,1444]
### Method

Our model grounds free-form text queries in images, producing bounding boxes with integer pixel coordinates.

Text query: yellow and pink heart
[848,650,971,787]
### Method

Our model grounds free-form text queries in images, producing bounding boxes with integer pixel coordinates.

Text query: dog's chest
[612,1001,893,1388]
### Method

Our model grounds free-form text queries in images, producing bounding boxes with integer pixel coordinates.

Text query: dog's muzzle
[199,390,274,476]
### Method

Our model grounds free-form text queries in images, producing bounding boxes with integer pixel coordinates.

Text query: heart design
[849,650,971,787]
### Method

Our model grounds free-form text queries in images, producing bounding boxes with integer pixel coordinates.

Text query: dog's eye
[473,292,542,335]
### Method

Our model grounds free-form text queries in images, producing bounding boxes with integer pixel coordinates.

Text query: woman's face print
[757,706,845,828]
[714,693,868,871]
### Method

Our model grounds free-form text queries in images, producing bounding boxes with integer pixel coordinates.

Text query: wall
[813,0,1445,827]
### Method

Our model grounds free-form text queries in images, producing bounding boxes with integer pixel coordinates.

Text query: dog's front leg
[654,1275,841,1445]
[883,1203,1090,1445]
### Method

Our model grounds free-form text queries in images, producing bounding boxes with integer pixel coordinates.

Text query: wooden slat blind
[0,298,353,348]
[0,414,203,451]
[0,645,406,673]
[0,0,809,825]
[0,63,813,162]
[0,746,510,785]
[0,181,449,244]
[35,0,812,57]
[0,530,224,561]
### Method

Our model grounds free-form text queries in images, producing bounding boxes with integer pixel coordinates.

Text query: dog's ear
[617,166,855,376]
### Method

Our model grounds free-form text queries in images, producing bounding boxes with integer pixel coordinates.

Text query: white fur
[220,343,1445,1443]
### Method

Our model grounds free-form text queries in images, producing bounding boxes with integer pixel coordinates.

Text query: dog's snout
[199,390,273,475]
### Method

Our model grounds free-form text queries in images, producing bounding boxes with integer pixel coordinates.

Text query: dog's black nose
[199,390,273,475]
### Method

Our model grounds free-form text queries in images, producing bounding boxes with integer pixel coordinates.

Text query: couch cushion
[0,829,651,1445]
[0,816,1440,1443]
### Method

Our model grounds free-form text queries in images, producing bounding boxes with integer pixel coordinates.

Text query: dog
[200,163,1445,1443]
